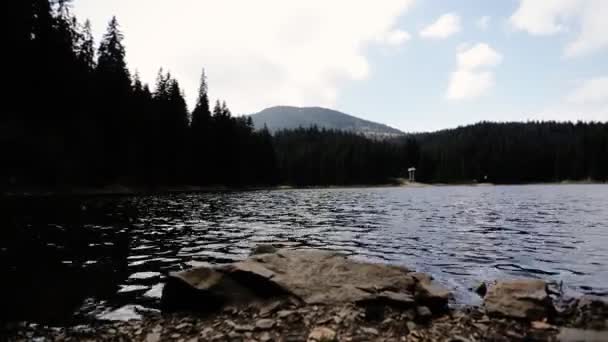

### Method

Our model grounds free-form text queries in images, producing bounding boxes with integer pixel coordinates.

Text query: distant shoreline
[2,180,606,198]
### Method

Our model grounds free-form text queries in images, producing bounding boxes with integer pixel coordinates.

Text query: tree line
[273,127,419,185]
[411,121,608,184]
[3,0,278,189]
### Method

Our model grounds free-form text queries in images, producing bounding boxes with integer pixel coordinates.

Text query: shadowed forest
[3,0,607,190]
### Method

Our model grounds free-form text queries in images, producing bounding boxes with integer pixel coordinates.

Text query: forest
[4,0,278,188]
[3,0,607,190]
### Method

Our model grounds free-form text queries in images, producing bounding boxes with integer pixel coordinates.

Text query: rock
[255,319,275,330]
[484,279,554,320]
[175,322,191,330]
[277,310,295,319]
[259,332,272,342]
[361,327,379,335]
[416,306,432,322]
[475,282,487,297]
[162,248,449,313]
[201,327,214,337]
[259,301,282,317]
[412,273,450,311]
[307,327,336,342]
[406,321,417,332]
[531,321,556,330]
[251,244,278,255]
[557,328,608,342]
[234,324,255,332]
[145,332,161,342]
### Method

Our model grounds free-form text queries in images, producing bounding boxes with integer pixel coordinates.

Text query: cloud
[446,43,502,100]
[476,16,490,30]
[419,13,461,39]
[527,76,608,122]
[564,1,608,57]
[510,0,608,57]
[72,0,415,113]
[376,29,411,46]
[566,76,608,104]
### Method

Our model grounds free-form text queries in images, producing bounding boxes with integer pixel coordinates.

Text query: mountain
[249,106,404,138]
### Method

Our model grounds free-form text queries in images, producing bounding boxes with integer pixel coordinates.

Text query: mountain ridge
[249,106,404,138]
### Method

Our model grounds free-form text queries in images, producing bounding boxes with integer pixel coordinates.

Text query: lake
[1,184,607,324]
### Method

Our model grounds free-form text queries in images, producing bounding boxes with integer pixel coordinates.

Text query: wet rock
[475,282,487,297]
[484,279,554,320]
[307,327,336,342]
[255,319,276,330]
[412,273,450,311]
[251,244,278,255]
[162,248,449,313]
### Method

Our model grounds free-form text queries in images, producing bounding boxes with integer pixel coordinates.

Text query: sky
[72,0,608,132]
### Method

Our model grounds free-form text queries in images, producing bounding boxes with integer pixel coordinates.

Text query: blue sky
[73,0,608,132]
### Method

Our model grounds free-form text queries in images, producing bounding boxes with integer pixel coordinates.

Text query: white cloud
[376,29,411,46]
[72,0,415,113]
[510,0,608,57]
[476,16,490,30]
[456,43,502,70]
[510,0,580,35]
[446,43,502,100]
[567,77,608,104]
[565,1,608,57]
[447,70,495,100]
[528,77,608,122]
[419,13,461,39]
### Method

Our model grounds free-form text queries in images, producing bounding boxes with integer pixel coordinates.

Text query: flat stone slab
[484,279,554,320]
[161,248,450,313]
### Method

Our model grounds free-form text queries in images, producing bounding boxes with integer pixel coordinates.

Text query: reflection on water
[1,184,607,324]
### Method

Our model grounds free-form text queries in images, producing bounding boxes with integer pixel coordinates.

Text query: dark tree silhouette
[190,69,212,184]
[94,16,133,183]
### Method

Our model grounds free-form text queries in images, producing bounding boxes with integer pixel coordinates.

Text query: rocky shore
[3,247,607,341]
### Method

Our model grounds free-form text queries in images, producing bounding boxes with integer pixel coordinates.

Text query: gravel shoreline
[4,298,607,342]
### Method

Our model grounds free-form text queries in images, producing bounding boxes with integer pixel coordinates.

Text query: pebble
[256,319,276,330]
[259,331,272,342]
[175,322,191,330]
[201,327,214,336]
[277,310,295,319]
[235,324,255,332]
[307,327,336,342]
[145,332,161,342]
[361,327,379,335]
[416,306,432,321]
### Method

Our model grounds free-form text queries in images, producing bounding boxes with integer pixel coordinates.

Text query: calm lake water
[1,184,607,324]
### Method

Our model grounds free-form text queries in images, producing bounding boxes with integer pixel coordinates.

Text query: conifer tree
[77,20,96,71]
[95,16,133,181]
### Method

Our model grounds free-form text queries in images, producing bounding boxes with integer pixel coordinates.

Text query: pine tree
[190,69,213,184]
[77,20,96,71]
[95,16,133,181]
[191,69,211,131]
[97,17,131,92]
